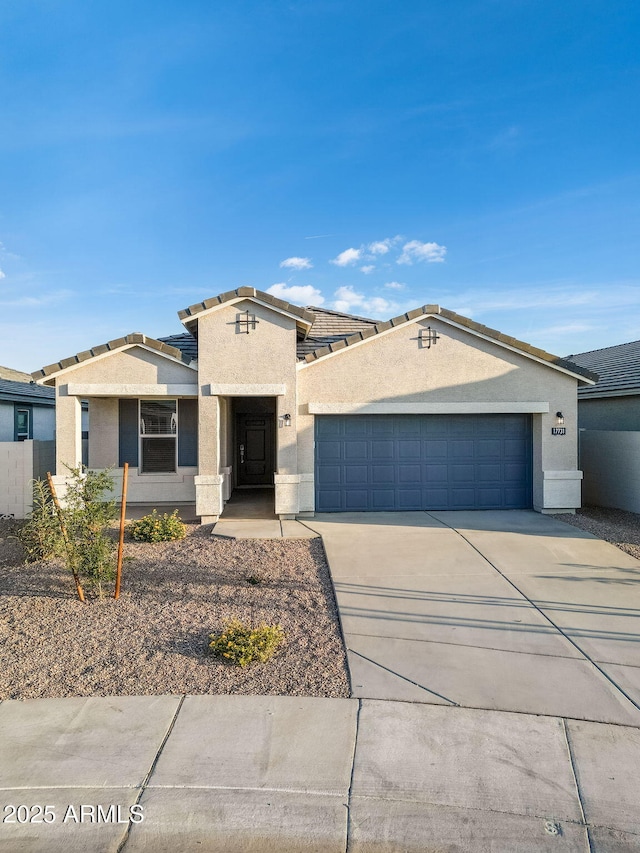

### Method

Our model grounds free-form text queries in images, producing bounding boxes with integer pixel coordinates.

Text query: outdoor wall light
[556,411,565,425]
[282,413,292,427]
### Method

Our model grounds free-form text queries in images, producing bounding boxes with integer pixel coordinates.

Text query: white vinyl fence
[0,440,55,519]
[580,430,640,513]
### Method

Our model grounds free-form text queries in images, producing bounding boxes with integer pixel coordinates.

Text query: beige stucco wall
[196,300,299,475]
[59,347,196,386]
[297,317,582,512]
[55,345,197,474]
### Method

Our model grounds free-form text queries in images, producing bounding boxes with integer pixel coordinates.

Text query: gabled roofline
[32,333,196,385]
[298,304,598,384]
[178,287,315,336]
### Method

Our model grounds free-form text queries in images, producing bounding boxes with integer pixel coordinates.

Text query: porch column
[195,391,224,523]
[55,387,82,474]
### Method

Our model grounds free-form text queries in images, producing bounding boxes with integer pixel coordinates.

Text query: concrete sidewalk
[305,511,640,725]
[1,694,639,852]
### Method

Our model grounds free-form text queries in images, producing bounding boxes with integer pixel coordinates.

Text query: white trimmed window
[139,400,177,473]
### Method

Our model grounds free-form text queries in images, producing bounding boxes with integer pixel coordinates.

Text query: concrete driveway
[305,510,640,725]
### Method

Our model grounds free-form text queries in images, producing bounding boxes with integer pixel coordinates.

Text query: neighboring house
[566,340,640,512]
[567,340,640,430]
[0,365,56,442]
[32,287,595,521]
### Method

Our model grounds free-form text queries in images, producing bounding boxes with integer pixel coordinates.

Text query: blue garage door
[315,414,532,511]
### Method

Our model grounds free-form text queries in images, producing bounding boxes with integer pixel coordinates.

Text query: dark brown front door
[236,414,275,486]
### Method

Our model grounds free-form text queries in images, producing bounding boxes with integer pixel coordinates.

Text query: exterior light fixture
[282,413,292,427]
[556,411,564,425]
[419,326,440,349]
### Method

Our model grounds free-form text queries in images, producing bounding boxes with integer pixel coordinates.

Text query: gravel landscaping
[556,506,640,560]
[0,521,350,701]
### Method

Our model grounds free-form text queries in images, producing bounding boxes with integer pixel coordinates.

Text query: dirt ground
[0,521,350,700]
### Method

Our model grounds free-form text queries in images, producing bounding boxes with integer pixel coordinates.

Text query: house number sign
[551,427,566,436]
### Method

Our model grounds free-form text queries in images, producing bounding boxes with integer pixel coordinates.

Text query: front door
[236,413,275,486]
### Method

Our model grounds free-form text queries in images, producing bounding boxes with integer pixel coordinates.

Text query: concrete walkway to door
[304,510,640,726]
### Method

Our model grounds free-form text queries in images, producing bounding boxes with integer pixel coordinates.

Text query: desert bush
[63,466,118,598]
[129,509,186,542]
[209,620,285,667]
[18,479,64,562]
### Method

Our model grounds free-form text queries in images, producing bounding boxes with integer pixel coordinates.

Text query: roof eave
[32,334,194,385]
[178,287,315,337]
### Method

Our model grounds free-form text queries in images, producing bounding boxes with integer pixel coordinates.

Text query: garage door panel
[317,465,342,485]
[372,490,395,509]
[451,488,476,507]
[424,463,448,482]
[372,465,395,484]
[452,464,475,482]
[478,463,502,482]
[345,490,369,510]
[316,440,342,460]
[315,415,531,511]
[345,466,369,485]
[398,489,422,508]
[450,440,474,459]
[424,439,448,457]
[477,439,502,458]
[345,441,368,459]
[398,439,421,459]
[371,440,394,460]
[399,465,422,483]
[504,438,528,457]
[478,488,502,507]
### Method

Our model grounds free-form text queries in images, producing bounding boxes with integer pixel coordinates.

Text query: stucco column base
[535,470,583,513]
[195,475,224,522]
[274,474,300,517]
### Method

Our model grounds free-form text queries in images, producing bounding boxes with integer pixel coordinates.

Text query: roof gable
[178,287,315,336]
[32,333,195,385]
[299,304,597,384]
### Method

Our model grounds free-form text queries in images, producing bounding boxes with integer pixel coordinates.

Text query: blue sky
[1,0,639,372]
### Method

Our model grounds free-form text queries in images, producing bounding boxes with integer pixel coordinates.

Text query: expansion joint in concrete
[349,648,459,706]
[344,698,361,853]
[117,694,186,853]
[562,718,594,853]
[424,512,640,719]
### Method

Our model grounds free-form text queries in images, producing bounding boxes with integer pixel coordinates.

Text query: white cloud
[0,269,5,280]
[384,281,405,290]
[267,282,324,306]
[332,286,399,318]
[279,256,313,270]
[368,236,402,255]
[331,247,362,267]
[360,265,375,274]
[397,240,447,265]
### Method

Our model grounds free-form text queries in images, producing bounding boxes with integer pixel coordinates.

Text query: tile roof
[178,286,316,333]
[159,307,379,362]
[158,333,198,362]
[160,303,596,383]
[0,364,33,383]
[566,339,640,398]
[32,333,192,382]
[296,306,379,358]
[299,304,597,382]
[0,378,55,404]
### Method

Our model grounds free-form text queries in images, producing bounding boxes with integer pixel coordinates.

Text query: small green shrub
[209,620,285,667]
[19,479,64,562]
[63,466,118,597]
[129,509,186,542]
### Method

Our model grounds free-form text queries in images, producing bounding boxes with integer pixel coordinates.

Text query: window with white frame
[139,400,177,473]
